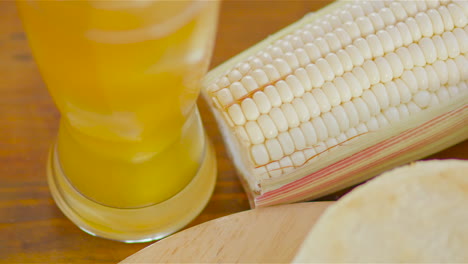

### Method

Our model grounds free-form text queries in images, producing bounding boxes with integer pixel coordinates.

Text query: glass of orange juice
[17,0,220,242]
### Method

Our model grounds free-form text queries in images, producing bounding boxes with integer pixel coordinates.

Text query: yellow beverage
[17,0,220,241]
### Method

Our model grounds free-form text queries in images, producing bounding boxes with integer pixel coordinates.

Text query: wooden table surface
[1,1,466,263]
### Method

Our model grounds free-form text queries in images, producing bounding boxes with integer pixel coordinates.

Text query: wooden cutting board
[120,202,332,263]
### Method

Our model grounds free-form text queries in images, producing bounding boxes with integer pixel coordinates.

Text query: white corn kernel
[269,107,289,132]
[336,49,354,71]
[432,60,449,85]
[251,144,270,165]
[304,43,322,62]
[356,16,375,36]
[413,66,429,90]
[278,131,295,155]
[266,161,282,178]
[386,25,403,48]
[356,123,369,134]
[228,69,242,82]
[312,89,332,113]
[438,6,455,31]
[375,57,393,83]
[394,79,412,103]
[286,75,305,97]
[354,38,373,60]
[316,58,335,81]
[345,45,364,66]
[415,13,434,37]
[343,72,364,98]
[366,34,384,58]
[352,66,371,90]
[419,37,437,64]
[453,28,468,53]
[408,43,426,67]
[322,82,341,107]
[379,7,396,26]
[396,47,414,70]
[290,127,307,150]
[245,121,265,144]
[253,91,272,114]
[396,22,413,46]
[325,32,342,52]
[291,151,306,167]
[406,17,422,42]
[368,12,385,31]
[230,82,248,100]
[241,98,260,121]
[314,37,331,55]
[446,59,461,85]
[294,48,311,67]
[389,2,408,22]
[343,101,360,127]
[322,112,341,137]
[362,60,380,85]
[333,76,353,102]
[257,114,278,139]
[377,30,395,54]
[292,98,311,122]
[414,90,431,108]
[384,52,404,78]
[276,80,294,103]
[273,58,292,76]
[427,9,445,35]
[281,103,300,128]
[304,148,317,161]
[251,69,269,88]
[216,76,230,89]
[305,64,325,88]
[294,68,312,91]
[362,90,381,116]
[366,117,379,131]
[284,52,300,70]
[353,97,371,122]
[342,21,361,40]
[398,104,410,120]
[302,92,321,118]
[371,83,390,109]
[300,122,318,146]
[332,105,350,132]
[279,156,294,174]
[384,106,400,123]
[376,114,390,128]
[385,81,401,106]
[235,126,249,144]
[312,116,329,142]
[228,104,246,125]
[265,139,284,161]
[263,64,281,81]
[334,28,352,47]
[424,65,441,91]
[216,88,234,107]
[447,3,467,27]
[437,86,451,102]
[401,1,418,17]
[325,53,344,77]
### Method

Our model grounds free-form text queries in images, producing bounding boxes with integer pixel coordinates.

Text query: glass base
[47,136,217,243]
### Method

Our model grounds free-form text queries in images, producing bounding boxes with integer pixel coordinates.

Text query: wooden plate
[120,202,332,263]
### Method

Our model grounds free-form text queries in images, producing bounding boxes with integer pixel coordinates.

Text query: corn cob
[202,0,468,207]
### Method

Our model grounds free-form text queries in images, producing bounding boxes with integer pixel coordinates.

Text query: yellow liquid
[17,0,219,208]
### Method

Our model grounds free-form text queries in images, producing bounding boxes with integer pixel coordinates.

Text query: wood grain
[120,202,332,264]
[0,0,466,263]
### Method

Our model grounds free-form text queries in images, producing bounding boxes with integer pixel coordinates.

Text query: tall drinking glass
[17,0,220,242]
